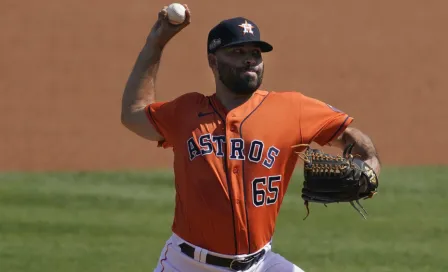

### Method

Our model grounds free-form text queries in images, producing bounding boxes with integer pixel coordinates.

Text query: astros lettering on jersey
[145,90,353,255]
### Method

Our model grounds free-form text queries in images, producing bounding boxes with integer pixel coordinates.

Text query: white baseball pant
[153,233,305,272]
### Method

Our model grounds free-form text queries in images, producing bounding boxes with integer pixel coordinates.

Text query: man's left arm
[330,126,381,176]
[295,92,381,175]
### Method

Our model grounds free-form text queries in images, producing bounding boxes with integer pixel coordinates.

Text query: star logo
[239,20,254,35]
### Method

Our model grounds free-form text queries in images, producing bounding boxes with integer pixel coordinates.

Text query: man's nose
[244,58,256,66]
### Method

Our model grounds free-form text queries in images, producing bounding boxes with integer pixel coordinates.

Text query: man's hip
[154,233,272,272]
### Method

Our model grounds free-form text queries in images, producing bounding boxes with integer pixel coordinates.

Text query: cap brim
[220,40,273,52]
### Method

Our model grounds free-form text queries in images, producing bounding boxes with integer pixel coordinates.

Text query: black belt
[179,243,266,271]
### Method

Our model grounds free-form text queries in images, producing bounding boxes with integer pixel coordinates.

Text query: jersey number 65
[251,175,281,207]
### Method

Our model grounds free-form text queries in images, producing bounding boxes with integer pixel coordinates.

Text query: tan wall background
[1,0,447,171]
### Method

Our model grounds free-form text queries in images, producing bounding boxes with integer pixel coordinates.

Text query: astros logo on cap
[239,20,254,35]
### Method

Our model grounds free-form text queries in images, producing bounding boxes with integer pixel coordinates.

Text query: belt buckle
[229,249,265,271]
[229,257,253,271]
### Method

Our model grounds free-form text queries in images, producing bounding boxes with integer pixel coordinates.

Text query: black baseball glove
[292,143,379,220]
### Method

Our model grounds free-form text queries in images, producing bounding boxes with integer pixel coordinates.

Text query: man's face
[214,44,264,95]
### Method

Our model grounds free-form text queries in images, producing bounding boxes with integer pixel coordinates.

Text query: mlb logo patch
[327,104,343,113]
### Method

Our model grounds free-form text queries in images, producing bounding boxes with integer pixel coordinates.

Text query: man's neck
[215,85,255,112]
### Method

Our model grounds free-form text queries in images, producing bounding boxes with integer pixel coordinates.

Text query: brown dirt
[1,0,447,171]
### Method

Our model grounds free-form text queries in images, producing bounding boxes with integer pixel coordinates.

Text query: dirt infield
[1,0,447,171]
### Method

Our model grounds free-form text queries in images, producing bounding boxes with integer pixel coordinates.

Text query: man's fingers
[158,7,168,20]
[153,3,191,40]
[183,4,191,22]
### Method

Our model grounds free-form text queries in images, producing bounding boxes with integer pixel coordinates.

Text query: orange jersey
[145,90,353,255]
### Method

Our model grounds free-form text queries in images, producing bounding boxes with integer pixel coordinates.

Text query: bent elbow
[120,110,135,130]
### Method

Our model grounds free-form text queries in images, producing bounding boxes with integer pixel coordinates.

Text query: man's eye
[252,50,261,57]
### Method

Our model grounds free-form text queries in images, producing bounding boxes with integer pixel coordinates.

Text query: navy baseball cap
[207,17,273,54]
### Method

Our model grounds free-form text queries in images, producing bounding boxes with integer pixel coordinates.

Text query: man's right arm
[121,41,164,141]
[120,4,191,141]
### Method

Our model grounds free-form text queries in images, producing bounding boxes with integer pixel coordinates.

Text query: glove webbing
[292,143,373,220]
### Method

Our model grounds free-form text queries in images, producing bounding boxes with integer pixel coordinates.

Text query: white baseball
[166,3,186,25]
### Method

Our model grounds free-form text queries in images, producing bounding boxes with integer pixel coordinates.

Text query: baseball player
[121,4,381,272]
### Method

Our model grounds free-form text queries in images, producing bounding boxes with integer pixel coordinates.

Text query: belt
[179,243,266,271]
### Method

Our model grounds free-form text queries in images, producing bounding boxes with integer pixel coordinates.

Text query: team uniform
[147,90,353,272]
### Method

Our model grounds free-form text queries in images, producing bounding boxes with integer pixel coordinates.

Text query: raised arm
[330,126,381,176]
[121,5,191,141]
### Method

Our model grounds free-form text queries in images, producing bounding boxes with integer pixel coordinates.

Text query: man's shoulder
[168,91,210,108]
[267,90,332,103]
[264,90,336,113]
[173,91,207,101]
[267,90,349,116]
[264,90,306,101]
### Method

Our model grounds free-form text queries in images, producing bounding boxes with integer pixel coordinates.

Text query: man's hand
[147,4,191,50]
[330,126,381,176]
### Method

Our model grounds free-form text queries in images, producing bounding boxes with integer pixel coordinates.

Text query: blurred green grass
[0,166,447,272]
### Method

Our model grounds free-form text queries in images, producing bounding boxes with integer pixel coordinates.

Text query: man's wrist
[145,36,165,53]
[365,156,381,176]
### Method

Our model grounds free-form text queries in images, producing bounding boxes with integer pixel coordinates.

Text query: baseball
[166,3,186,25]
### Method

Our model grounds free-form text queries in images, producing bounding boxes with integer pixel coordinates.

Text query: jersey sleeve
[144,92,204,148]
[144,100,177,148]
[298,93,354,146]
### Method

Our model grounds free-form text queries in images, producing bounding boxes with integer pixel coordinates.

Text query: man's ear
[208,54,217,69]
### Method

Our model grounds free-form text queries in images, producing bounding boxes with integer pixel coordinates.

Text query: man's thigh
[254,251,305,272]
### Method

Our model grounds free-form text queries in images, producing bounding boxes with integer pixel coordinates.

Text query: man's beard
[217,60,264,95]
